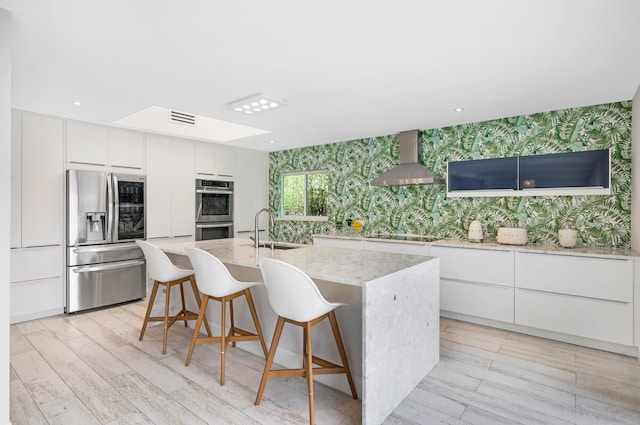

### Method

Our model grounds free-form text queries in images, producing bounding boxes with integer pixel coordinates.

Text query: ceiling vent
[169,110,196,126]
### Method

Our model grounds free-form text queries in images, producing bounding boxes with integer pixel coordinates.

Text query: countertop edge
[312,234,640,260]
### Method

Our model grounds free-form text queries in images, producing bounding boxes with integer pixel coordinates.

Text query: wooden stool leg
[244,289,268,358]
[185,295,209,366]
[255,316,285,405]
[229,297,236,347]
[140,281,159,341]
[220,296,227,385]
[162,283,171,355]
[179,279,188,327]
[305,321,315,425]
[189,277,212,337]
[302,325,308,369]
[328,311,358,399]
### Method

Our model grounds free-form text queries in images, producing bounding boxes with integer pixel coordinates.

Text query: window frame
[279,170,329,222]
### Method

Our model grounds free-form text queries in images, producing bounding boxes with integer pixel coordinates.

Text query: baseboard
[10,308,64,325]
[441,311,639,358]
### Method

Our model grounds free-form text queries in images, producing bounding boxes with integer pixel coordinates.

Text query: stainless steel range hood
[371,130,445,186]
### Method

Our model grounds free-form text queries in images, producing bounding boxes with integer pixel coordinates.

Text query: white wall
[0,7,11,425]
[632,86,640,253]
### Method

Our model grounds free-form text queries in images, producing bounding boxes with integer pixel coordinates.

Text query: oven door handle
[196,223,233,229]
[196,189,233,195]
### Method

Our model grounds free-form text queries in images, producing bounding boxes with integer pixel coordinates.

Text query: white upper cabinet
[195,141,235,179]
[108,128,144,169]
[66,121,108,166]
[195,141,216,176]
[214,144,235,178]
[67,121,144,170]
[20,112,64,247]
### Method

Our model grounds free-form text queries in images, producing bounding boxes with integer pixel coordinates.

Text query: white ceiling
[2,0,640,152]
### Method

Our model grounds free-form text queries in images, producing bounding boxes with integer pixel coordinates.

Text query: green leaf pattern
[269,101,632,248]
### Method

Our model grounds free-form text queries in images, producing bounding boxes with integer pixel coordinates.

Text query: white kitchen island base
[161,239,440,425]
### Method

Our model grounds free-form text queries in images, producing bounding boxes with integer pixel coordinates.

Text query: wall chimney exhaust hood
[371,130,445,186]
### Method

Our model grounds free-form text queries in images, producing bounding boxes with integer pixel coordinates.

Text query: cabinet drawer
[441,279,514,323]
[10,277,65,324]
[431,246,514,286]
[515,289,633,345]
[10,246,63,282]
[364,240,429,256]
[313,237,364,250]
[515,252,632,302]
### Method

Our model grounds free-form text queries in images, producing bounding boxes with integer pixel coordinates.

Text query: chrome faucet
[254,208,275,248]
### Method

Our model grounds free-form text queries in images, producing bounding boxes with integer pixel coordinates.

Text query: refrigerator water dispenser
[86,212,105,242]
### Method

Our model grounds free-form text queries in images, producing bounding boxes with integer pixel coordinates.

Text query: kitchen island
[158,238,440,425]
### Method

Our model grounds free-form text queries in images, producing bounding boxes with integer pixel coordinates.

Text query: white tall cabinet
[146,134,195,240]
[10,111,65,323]
[233,147,269,238]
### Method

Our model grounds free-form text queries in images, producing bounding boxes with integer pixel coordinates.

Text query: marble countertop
[159,238,435,287]
[313,233,640,260]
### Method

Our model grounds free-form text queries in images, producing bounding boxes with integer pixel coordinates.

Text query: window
[281,171,328,220]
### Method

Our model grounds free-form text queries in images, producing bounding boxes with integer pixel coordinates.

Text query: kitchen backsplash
[269,101,632,248]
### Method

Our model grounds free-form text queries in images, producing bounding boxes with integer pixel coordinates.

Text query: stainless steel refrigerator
[66,170,146,313]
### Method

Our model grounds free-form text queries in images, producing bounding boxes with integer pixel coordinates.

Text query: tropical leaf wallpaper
[269,101,632,248]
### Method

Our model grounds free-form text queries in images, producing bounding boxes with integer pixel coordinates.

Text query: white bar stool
[184,247,269,385]
[256,258,357,425]
[136,240,212,354]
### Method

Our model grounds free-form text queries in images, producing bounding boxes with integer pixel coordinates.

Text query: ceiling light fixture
[454,107,464,112]
[226,93,287,115]
[73,101,81,106]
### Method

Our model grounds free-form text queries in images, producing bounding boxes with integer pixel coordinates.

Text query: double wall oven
[195,179,234,240]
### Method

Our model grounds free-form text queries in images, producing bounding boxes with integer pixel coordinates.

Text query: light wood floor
[9,300,640,425]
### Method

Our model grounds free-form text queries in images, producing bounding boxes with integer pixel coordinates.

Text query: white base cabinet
[363,240,429,255]
[442,281,514,323]
[312,237,639,355]
[10,246,64,324]
[514,251,634,346]
[431,245,515,323]
[515,289,633,346]
[313,236,365,250]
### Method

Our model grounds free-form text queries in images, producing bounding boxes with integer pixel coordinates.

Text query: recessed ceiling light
[454,107,464,112]
[73,101,81,106]
[226,93,287,114]
[269,140,275,144]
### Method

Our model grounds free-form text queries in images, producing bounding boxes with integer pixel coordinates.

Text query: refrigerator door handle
[71,242,139,254]
[111,174,119,242]
[71,259,145,274]
[106,174,115,243]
